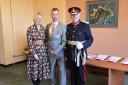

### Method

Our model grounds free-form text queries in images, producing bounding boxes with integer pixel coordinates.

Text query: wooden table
[87,59,128,85]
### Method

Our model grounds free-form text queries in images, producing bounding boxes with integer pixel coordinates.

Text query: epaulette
[82,21,89,24]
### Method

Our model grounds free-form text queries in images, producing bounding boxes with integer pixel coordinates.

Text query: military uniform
[66,7,93,85]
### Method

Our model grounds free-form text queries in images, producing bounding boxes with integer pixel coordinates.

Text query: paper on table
[95,54,108,60]
[121,58,128,64]
[87,54,97,59]
[107,56,122,62]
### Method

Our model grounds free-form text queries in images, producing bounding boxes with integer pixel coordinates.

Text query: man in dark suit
[66,7,93,85]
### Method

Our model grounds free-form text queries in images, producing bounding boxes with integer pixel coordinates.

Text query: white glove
[76,42,83,49]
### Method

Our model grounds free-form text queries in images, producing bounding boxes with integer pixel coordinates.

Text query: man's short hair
[51,8,59,12]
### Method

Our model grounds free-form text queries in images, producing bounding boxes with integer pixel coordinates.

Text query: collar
[52,21,59,25]
[52,21,59,28]
[72,20,80,26]
[33,24,43,30]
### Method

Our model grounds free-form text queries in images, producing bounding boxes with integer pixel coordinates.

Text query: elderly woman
[26,13,50,85]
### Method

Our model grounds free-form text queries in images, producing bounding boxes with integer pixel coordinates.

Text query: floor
[0,62,128,85]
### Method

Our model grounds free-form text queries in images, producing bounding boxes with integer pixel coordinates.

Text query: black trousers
[32,79,40,85]
[69,61,86,85]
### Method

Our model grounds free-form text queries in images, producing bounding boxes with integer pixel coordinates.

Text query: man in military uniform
[66,7,93,85]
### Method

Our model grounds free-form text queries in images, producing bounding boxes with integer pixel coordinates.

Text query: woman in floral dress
[27,13,50,85]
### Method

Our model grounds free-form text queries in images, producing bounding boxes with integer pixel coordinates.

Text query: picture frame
[86,0,119,28]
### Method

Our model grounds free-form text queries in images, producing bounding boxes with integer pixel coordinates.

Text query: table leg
[108,69,124,85]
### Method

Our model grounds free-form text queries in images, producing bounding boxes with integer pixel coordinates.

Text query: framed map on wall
[86,0,119,28]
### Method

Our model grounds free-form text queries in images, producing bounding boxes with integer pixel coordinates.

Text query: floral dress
[27,24,50,80]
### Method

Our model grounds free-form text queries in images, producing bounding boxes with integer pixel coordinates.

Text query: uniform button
[73,31,75,33]
[72,36,74,37]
